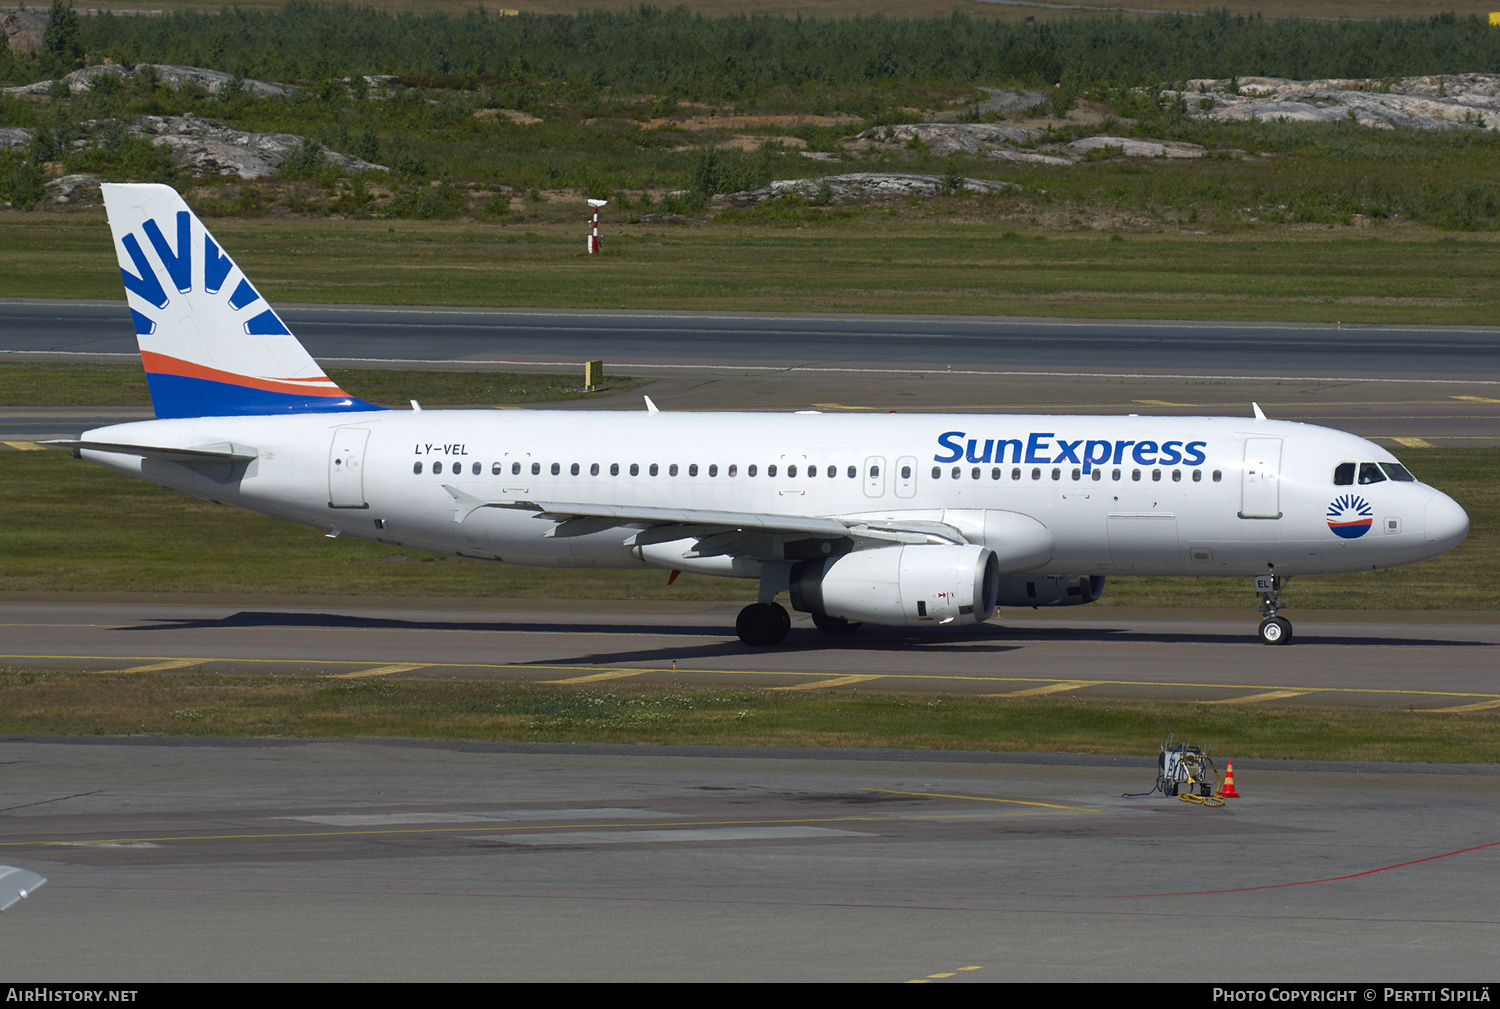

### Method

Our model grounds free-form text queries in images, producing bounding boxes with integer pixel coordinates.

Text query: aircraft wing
[441,485,967,546]
[41,440,259,463]
[0,865,47,913]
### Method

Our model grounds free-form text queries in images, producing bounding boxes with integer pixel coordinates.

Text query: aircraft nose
[1424,491,1469,554]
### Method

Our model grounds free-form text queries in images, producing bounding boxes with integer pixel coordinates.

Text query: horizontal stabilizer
[42,439,259,463]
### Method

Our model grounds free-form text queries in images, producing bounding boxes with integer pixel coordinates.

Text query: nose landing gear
[1255,573,1292,645]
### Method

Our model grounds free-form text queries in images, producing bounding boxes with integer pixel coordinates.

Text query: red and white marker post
[587,198,608,254]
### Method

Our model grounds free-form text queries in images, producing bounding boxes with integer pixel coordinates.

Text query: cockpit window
[1358,462,1387,485]
[1333,462,1355,486]
[1381,462,1416,482]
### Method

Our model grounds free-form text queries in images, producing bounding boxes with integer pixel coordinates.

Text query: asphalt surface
[3,737,1497,982]
[1,600,1497,710]
[6,299,1500,377]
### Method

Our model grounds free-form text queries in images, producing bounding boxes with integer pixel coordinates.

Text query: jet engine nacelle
[994,574,1106,608]
[790,544,1001,627]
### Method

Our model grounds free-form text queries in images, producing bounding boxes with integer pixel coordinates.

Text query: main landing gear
[1255,573,1292,646]
[736,602,790,647]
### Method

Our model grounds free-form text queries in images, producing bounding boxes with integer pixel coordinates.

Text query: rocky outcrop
[860,122,1045,154]
[861,123,1206,165]
[1169,74,1500,130]
[721,172,1020,205]
[45,174,102,203]
[0,127,32,150]
[3,64,290,99]
[2,116,386,179]
[128,115,385,179]
[1067,136,1205,158]
[1,9,46,56]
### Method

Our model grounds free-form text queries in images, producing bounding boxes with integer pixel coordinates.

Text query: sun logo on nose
[1327,494,1374,539]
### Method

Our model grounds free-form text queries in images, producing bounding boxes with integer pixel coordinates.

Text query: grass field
[28,0,1500,22]
[6,213,1500,325]
[1,673,1495,762]
[0,362,641,408]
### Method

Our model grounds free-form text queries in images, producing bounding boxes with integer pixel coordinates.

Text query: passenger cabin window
[551,463,561,476]
[1334,462,1356,486]
[768,465,778,477]
[931,466,941,480]
[669,464,679,477]
[492,462,502,475]
[900,465,911,480]
[531,462,541,476]
[688,464,698,477]
[413,462,423,474]
[650,464,659,476]
[512,462,521,475]
[748,465,758,477]
[472,462,481,476]
[433,461,443,475]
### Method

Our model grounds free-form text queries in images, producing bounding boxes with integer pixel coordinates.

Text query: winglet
[1252,402,1267,421]
[644,395,660,414]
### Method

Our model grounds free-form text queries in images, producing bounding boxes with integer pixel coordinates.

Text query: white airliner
[52,184,1470,646]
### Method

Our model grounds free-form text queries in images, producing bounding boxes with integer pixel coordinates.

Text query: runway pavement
[5,302,1500,449]
[1,599,1496,710]
[6,299,1500,377]
[2,736,1497,981]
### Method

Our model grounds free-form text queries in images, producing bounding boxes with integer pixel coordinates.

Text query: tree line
[6,4,1500,95]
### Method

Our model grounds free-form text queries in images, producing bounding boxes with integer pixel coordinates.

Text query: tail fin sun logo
[1326,494,1374,539]
[102,183,378,419]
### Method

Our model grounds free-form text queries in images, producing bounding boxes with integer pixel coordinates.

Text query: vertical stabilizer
[101,183,380,419]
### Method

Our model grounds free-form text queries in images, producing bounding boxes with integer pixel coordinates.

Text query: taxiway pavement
[1,599,1496,710]
[2,737,1496,982]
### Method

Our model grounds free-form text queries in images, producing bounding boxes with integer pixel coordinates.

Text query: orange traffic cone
[1220,760,1242,799]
